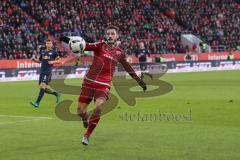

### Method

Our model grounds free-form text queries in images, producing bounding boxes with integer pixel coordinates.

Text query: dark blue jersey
[136,49,150,62]
[39,49,59,74]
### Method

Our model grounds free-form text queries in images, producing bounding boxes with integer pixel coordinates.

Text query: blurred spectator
[0,0,239,59]
[158,0,240,51]
[0,0,47,59]
[227,52,234,60]
[18,0,186,56]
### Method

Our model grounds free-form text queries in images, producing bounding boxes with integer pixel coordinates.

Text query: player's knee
[78,102,88,111]
[45,85,51,90]
[94,98,106,109]
[40,83,47,89]
[93,107,102,116]
[95,98,106,106]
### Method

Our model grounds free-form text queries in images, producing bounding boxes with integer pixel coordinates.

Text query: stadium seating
[157,0,240,51]
[0,0,239,59]
[0,0,47,59]
[17,0,186,55]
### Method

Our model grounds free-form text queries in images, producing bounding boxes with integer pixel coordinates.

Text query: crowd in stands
[17,0,187,55]
[0,0,47,59]
[0,0,239,59]
[158,0,240,51]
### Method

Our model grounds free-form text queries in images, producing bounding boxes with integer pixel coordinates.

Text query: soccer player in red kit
[61,26,147,145]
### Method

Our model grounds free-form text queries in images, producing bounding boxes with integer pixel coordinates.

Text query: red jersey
[83,41,140,87]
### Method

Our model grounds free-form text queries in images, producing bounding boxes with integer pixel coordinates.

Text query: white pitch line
[0,116,53,126]
[0,114,53,119]
[18,119,45,123]
[0,122,16,125]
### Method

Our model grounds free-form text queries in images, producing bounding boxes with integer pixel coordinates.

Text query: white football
[69,36,86,53]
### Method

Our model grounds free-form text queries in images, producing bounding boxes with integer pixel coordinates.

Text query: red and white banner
[0,57,93,69]
[150,51,240,62]
[0,52,239,69]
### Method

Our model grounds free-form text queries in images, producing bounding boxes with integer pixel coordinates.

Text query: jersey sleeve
[53,50,60,59]
[85,42,102,52]
[119,53,141,82]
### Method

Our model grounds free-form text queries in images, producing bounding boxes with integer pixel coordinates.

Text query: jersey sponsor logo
[103,54,114,60]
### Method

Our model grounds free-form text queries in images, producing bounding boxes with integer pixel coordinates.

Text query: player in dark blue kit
[135,41,153,80]
[30,39,61,108]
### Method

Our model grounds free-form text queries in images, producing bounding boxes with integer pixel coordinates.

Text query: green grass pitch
[0,70,240,160]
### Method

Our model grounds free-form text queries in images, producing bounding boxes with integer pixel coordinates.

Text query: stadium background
[0,1,240,160]
[0,0,240,81]
[1,0,240,57]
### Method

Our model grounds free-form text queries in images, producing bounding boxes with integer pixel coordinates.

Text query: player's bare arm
[32,57,41,63]
[48,56,61,65]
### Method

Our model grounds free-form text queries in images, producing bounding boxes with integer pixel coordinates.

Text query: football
[68,36,86,53]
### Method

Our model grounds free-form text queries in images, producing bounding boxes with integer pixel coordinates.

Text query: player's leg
[31,74,50,107]
[78,86,94,128]
[77,102,89,129]
[85,97,105,136]
[82,87,109,145]
[141,63,153,80]
[82,97,106,145]
[45,85,61,103]
[45,85,58,96]
[30,82,47,107]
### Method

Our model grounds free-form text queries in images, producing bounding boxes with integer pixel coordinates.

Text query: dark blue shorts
[39,73,52,85]
[140,62,148,71]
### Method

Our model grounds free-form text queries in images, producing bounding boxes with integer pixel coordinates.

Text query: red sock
[78,112,88,123]
[85,114,100,137]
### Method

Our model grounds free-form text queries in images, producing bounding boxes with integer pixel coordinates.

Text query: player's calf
[77,102,89,128]
[78,112,89,129]
[30,83,47,107]
[81,104,103,146]
[83,98,104,138]
[45,86,61,103]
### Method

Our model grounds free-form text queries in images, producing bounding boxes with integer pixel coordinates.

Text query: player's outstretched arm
[120,58,147,92]
[48,57,61,65]
[31,57,40,63]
